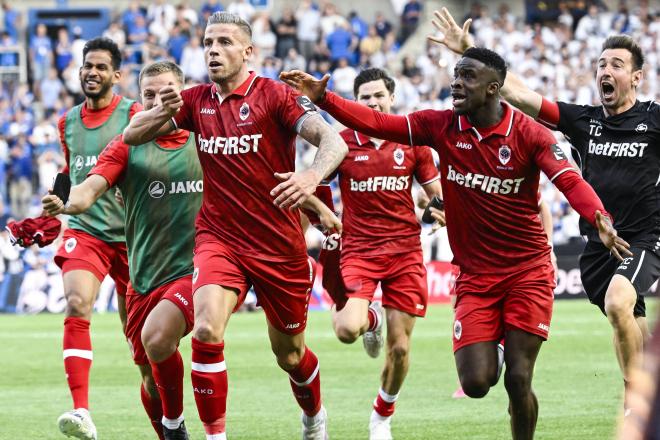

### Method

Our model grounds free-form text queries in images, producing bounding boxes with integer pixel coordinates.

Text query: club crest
[239,102,250,121]
[498,145,511,165]
[393,148,405,166]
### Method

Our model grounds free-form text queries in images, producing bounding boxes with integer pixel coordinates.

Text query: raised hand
[158,85,184,116]
[428,7,474,55]
[596,211,632,261]
[279,70,330,104]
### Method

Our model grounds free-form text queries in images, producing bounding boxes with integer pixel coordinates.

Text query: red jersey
[173,72,317,260]
[320,92,608,274]
[58,94,142,174]
[335,129,439,257]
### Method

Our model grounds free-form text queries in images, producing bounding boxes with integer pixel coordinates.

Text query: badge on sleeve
[551,144,567,161]
[296,95,317,113]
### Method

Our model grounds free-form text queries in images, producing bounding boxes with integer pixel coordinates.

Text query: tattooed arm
[271,113,348,210]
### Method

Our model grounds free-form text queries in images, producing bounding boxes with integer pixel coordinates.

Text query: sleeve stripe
[549,167,577,182]
[419,175,440,186]
[405,115,413,146]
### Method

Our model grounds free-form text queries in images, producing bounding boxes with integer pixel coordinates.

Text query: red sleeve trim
[58,114,70,175]
[537,98,560,129]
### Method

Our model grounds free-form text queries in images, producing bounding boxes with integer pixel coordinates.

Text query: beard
[81,79,114,99]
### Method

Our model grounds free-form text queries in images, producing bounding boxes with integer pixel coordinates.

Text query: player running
[122,12,348,440]
[430,7,660,413]
[324,67,442,439]
[55,37,141,440]
[280,47,629,439]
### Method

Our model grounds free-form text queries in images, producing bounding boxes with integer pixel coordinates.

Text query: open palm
[428,7,475,55]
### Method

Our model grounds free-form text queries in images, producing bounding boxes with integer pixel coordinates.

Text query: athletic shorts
[125,275,194,365]
[193,239,314,335]
[341,251,428,317]
[580,240,660,318]
[452,260,556,352]
[54,229,129,296]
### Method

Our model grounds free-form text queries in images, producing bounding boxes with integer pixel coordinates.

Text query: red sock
[373,388,398,417]
[288,347,322,417]
[151,350,184,420]
[191,338,227,435]
[63,317,92,409]
[140,383,165,440]
[367,307,379,331]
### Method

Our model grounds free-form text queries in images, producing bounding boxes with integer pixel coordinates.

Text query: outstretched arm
[42,175,110,216]
[271,113,348,210]
[279,71,412,145]
[123,85,181,145]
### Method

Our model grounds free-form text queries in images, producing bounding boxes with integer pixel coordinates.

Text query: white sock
[162,413,184,430]
[378,388,399,403]
[207,433,226,440]
[302,405,325,424]
[371,410,391,422]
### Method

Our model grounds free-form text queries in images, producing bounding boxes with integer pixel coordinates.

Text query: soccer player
[325,67,442,439]
[55,37,141,440]
[280,48,630,439]
[430,7,660,412]
[122,12,348,440]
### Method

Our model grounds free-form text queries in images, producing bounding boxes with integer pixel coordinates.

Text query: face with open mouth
[596,48,640,112]
[79,50,118,100]
[450,57,500,116]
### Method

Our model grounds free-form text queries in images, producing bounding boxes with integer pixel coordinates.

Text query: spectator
[374,11,393,39]
[0,31,17,67]
[275,7,298,59]
[320,2,348,37]
[122,1,146,39]
[70,27,86,70]
[61,59,82,102]
[200,0,224,25]
[127,13,149,46]
[167,23,189,64]
[39,68,63,112]
[2,2,19,40]
[575,4,601,40]
[30,113,59,155]
[260,56,281,80]
[282,47,306,73]
[180,36,206,83]
[359,25,383,58]
[349,11,369,40]
[398,0,422,44]
[37,149,63,194]
[103,22,127,50]
[7,135,33,219]
[296,0,321,62]
[252,11,277,59]
[227,0,256,23]
[326,21,357,65]
[54,28,73,76]
[147,0,177,34]
[331,57,357,98]
[177,2,199,28]
[29,24,53,91]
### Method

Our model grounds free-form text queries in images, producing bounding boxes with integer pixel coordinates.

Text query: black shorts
[579,240,660,317]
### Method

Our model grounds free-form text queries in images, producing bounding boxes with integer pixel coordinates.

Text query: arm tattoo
[298,114,348,180]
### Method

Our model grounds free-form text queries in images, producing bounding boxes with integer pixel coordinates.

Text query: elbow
[122,126,142,146]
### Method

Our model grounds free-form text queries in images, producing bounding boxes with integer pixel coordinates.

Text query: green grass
[0,300,651,440]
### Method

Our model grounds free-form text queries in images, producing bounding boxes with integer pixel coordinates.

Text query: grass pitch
[0,300,647,440]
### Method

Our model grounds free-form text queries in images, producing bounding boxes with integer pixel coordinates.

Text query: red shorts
[341,251,428,317]
[55,229,129,297]
[125,275,194,365]
[193,239,314,335]
[452,260,556,352]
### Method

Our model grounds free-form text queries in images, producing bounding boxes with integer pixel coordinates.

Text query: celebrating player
[430,7,660,414]
[325,67,442,439]
[123,12,348,440]
[55,37,141,440]
[280,47,629,439]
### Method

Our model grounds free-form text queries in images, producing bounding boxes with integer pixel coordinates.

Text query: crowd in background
[0,0,657,274]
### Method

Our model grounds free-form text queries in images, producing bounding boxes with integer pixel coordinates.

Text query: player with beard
[431,8,660,414]
[280,47,629,439]
[54,37,141,440]
[123,12,348,440]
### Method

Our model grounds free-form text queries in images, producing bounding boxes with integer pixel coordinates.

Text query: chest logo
[355,155,369,161]
[636,123,647,133]
[393,148,405,166]
[498,145,511,165]
[200,108,215,115]
[74,155,84,171]
[239,102,250,121]
[148,181,166,199]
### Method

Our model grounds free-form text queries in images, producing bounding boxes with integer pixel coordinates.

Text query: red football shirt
[321,93,589,274]
[173,72,316,260]
[58,94,142,174]
[335,129,439,257]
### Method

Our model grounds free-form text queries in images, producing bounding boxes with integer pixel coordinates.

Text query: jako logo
[200,108,216,115]
[455,141,472,150]
[354,155,369,161]
[73,155,97,171]
[148,181,166,198]
[193,388,214,395]
[285,323,300,329]
[174,292,189,306]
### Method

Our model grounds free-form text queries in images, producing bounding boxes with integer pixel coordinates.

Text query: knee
[604,291,635,324]
[387,341,409,364]
[64,289,93,317]
[334,323,361,344]
[193,321,224,344]
[459,374,491,399]
[142,330,177,363]
[275,347,304,372]
[504,368,533,397]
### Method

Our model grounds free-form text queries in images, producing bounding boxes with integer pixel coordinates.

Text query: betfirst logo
[349,176,410,192]
[197,133,263,155]
[446,164,524,195]
[588,139,648,158]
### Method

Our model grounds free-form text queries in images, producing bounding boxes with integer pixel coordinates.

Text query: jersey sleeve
[532,125,578,183]
[555,102,590,140]
[89,134,130,187]
[414,146,440,185]
[407,109,452,149]
[275,82,317,132]
[58,114,70,175]
[172,86,197,132]
[129,101,144,118]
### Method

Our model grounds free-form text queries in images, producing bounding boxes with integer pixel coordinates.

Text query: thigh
[125,286,160,365]
[381,252,428,317]
[502,328,544,375]
[503,261,555,341]
[55,229,114,283]
[143,275,194,342]
[267,320,306,358]
[614,247,660,317]
[333,297,370,330]
[247,255,314,335]
[107,242,130,297]
[580,241,619,315]
[454,341,500,382]
[61,269,102,304]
